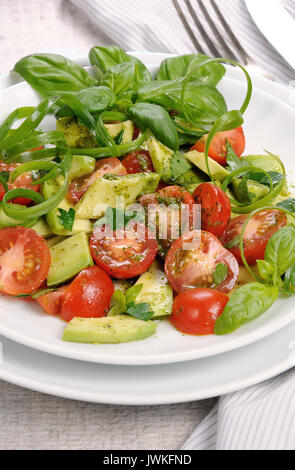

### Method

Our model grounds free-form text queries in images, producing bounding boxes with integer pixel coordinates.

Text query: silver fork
[172,0,272,78]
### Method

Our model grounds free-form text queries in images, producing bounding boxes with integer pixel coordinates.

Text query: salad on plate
[0,46,295,345]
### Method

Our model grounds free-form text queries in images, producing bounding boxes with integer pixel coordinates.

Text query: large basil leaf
[128,103,179,151]
[214,283,279,335]
[89,45,151,85]
[264,224,295,276]
[138,80,227,128]
[156,53,225,86]
[14,54,97,96]
[277,198,295,212]
[55,86,116,117]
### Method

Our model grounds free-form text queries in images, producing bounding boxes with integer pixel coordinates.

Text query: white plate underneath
[0,318,294,405]
[1,52,295,366]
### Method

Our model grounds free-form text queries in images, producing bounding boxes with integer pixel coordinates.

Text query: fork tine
[184,0,220,57]
[197,0,240,62]
[172,0,206,54]
[209,0,248,64]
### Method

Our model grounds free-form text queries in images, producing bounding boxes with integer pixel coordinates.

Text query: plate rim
[1,52,295,366]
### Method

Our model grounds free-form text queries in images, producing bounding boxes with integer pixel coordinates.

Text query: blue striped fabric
[71,0,295,82]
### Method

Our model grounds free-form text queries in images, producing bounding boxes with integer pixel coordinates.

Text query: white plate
[1,53,295,366]
[246,0,295,69]
[0,318,295,405]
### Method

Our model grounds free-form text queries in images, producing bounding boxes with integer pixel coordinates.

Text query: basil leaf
[138,81,227,129]
[14,54,97,96]
[170,152,192,181]
[277,198,295,212]
[284,264,295,295]
[235,175,256,204]
[264,224,295,276]
[248,171,283,187]
[226,142,249,171]
[58,208,76,232]
[89,46,151,84]
[125,284,143,305]
[214,283,279,335]
[114,129,124,145]
[125,302,154,321]
[156,53,225,86]
[128,103,179,151]
[108,290,127,316]
[213,263,228,285]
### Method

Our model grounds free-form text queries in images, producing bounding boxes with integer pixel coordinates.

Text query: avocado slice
[243,154,283,174]
[134,260,173,318]
[69,155,95,181]
[231,178,269,203]
[147,136,174,183]
[185,151,229,182]
[47,232,93,286]
[62,315,157,344]
[57,117,134,148]
[46,235,67,248]
[42,177,92,235]
[75,172,160,219]
[31,217,53,239]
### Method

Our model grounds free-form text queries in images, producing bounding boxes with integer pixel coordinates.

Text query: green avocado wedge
[62,315,157,344]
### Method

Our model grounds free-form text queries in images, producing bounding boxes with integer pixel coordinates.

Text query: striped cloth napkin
[70,0,295,450]
[71,0,295,82]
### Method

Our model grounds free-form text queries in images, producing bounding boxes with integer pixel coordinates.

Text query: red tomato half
[171,288,229,335]
[90,223,158,279]
[220,209,287,265]
[139,185,195,257]
[191,126,245,166]
[61,266,114,322]
[121,150,154,174]
[165,230,239,294]
[0,162,40,206]
[193,183,231,237]
[0,227,51,296]
[36,286,68,316]
[67,157,127,204]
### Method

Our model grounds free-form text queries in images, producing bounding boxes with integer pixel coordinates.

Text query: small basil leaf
[277,198,295,212]
[226,142,249,171]
[114,129,124,145]
[223,235,240,250]
[264,224,295,276]
[214,283,279,335]
[170,151,192,181]
[125,284,143,305]
[248,171,283,187]
[125,302,154,321]
[128,103,179,151]
[213,263,228,285]
[256,260,282,286]
[58,208,76,232]
[94,206,144,231]
[108,290,127,316]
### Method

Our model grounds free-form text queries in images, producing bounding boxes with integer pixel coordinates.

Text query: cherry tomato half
[191,126,245,166]
[165,230,239,294]
[61,266,114,322]
[67,157,127,204]
[193,182,231,237]
[121,150,154,174]
[139,185,195,257]
[36,286,68,316]
[0,162,40,206]
[90,222,158,279]
[220,209,287,265]
[0,227,51,296]
[170,288,229,335]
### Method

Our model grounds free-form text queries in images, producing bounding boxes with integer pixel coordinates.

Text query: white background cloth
[0,0,216,450]
[1,0,295,450]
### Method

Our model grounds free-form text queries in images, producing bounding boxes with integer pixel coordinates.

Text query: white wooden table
[0,0,216,450]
